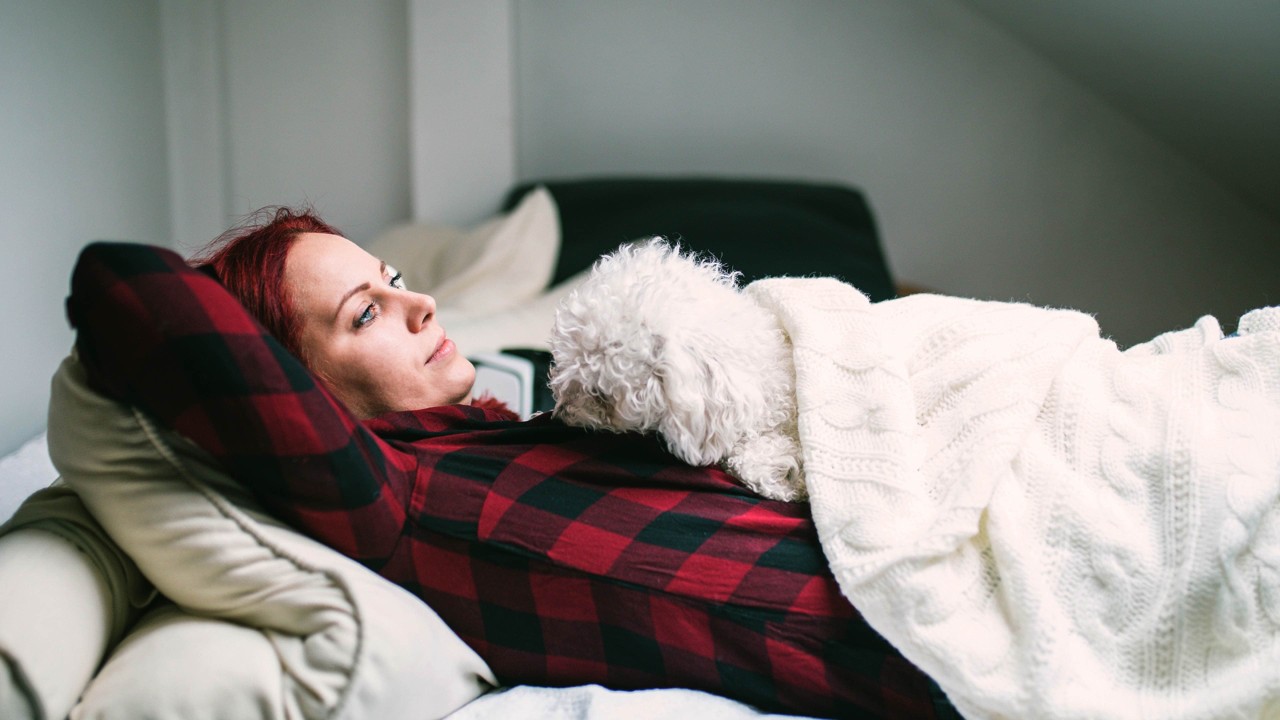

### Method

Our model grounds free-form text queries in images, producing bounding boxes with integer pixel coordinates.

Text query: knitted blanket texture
[745,278,1280,720]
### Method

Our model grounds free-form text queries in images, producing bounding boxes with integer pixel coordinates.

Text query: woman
[62,208,957,719]
[190,209,481,418]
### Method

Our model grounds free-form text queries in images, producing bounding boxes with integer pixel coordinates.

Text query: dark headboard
[503,177,897,302]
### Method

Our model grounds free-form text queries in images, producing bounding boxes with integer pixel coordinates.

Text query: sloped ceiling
[959,0,1280,220]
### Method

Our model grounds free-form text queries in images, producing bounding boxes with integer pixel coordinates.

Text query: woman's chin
[439,357,476,407]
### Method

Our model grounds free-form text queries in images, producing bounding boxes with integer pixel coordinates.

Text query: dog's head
[549,239,790,465]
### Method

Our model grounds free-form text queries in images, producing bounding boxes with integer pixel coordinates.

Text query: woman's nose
[405,291,436,332]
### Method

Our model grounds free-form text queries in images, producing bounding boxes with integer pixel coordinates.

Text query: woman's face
[285,232,474,417]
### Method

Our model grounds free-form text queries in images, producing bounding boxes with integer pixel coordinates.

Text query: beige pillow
[366,186,560,315]
[0,522,138,720]
[437,270,587,355]
[0,480,155,720]
[74,603,290,720]
[47,355,496,720]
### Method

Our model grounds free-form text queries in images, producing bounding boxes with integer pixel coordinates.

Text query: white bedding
[748,276,1280,719]
[0,432,56,525]
[450,684,818,720]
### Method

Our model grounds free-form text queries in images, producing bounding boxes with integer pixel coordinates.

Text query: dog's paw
[723,432,806,501]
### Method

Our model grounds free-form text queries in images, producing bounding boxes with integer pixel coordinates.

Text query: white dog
[548,239,806,501]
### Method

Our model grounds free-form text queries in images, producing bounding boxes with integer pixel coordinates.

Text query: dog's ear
[654,330,771,467]
[548,371,610,429]
[549,327,671,433]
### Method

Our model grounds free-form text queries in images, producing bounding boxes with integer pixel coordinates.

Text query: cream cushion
[0,482,154,720]
[437,269,589,355]
[74,603,291,720]
[368,186,588,356]
[0,524,129,720]
[367,185,559,315]
[47,355,496,720]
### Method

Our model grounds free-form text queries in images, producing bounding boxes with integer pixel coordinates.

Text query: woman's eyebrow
[333,260,387,321]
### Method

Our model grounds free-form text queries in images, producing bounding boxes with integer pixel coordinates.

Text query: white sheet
[0,432,55,524]
[449,684,818,720]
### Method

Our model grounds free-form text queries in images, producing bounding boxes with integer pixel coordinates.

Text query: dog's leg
[723,432,806,501]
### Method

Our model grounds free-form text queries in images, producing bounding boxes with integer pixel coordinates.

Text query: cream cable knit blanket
[745,278,1280,720]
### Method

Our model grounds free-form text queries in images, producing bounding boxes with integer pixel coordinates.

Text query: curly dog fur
[548,239,805,501]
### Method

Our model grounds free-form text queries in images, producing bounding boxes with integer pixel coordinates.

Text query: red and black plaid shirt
[68,242,956,719]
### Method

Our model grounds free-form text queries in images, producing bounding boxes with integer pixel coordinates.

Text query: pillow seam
[130,407,364,720]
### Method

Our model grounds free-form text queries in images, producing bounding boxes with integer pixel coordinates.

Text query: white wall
[6,0,1279,456]
[409,0,516,226]
[514,0,1280,347]
[0,0,171,456]
[165,0,413,253]
[0,0,413,457]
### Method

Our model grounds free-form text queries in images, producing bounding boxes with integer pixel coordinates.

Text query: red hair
[191,207,341,361]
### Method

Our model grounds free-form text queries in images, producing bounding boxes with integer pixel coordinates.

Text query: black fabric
[504,177,897,302]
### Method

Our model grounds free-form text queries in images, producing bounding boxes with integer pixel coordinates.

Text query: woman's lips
[427,337,454,364]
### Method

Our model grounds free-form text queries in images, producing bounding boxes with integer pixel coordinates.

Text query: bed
[0,177,906,720]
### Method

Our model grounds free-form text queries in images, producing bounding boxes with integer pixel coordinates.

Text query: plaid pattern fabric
[68,242,958,719]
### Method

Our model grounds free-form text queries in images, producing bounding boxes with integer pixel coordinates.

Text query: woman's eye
[388,266,406,290]
[356,303,378,328]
